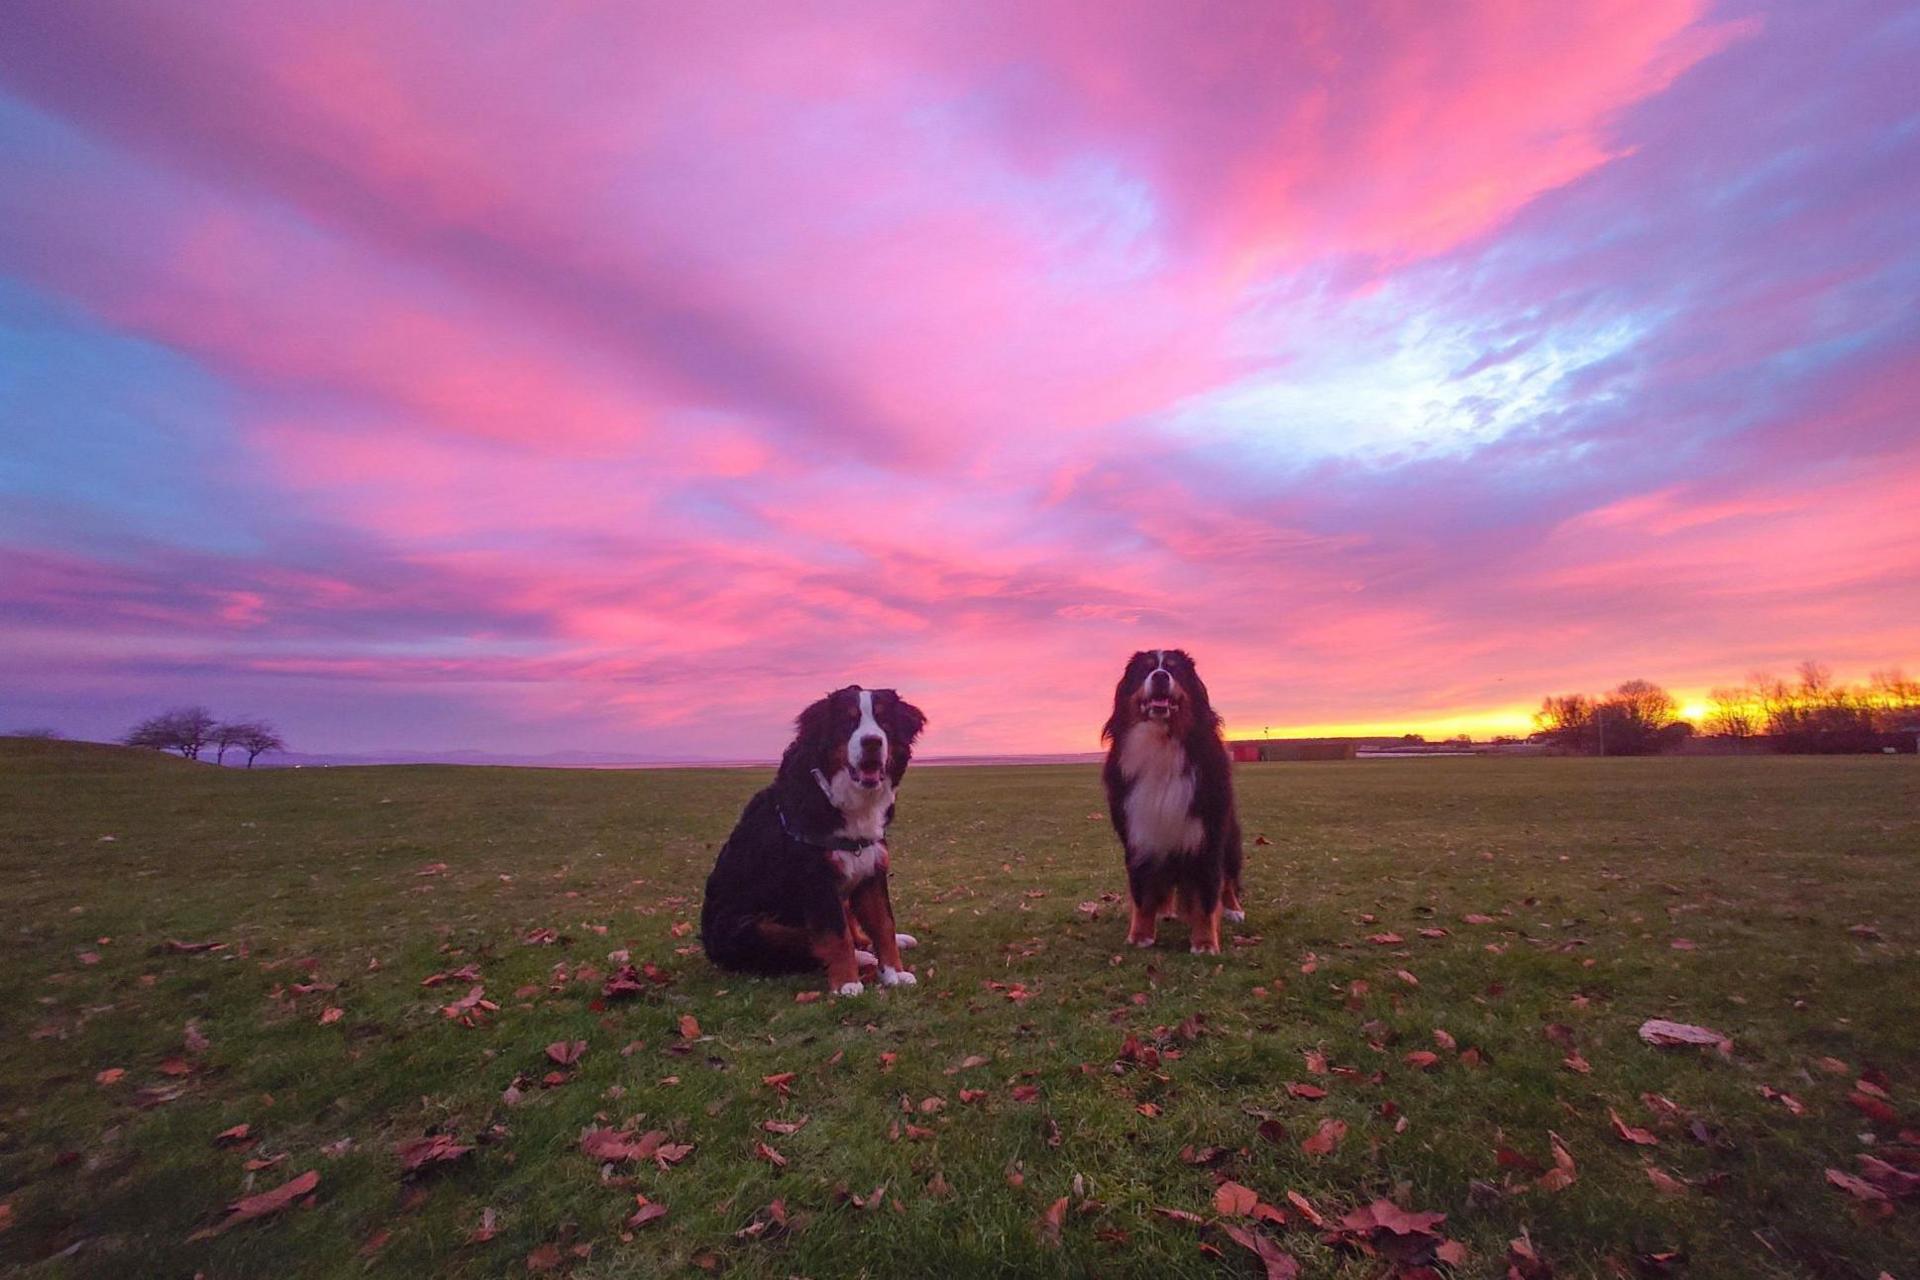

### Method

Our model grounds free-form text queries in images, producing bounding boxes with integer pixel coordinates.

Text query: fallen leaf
[762,1116,809,1135]
[1368,932,1405,945]
[1154,1206,1205,1225]
[359,1228,392,1258]
[754,1141,788,1168]
[1537,1132,1577,1192]
[545,1040,586,1066]
[793,990,821,1003]
[1285,1082,1327,1100]
[1637,1018,1731,1053]
[1563,1052,1592,1074]
[678,1014,700,1039]
[1300,1118,1346,1156]
[1646,1165,1689,1197]
[1214,1181,1259,1217]
[188,1169,319,1239]
[469,1207,499,1243]
[95,1068,125,1086]
[762,1071,797,1095]
[214,1123,252,1147]
[579,1127,666,1163]
[1286,1190,1325,1227]
[627,1197,669,1228]
[1608,1108,1660,1146]
[183,1020,211,1054]
[526,1242,563,1272]
[1010,1085,1041,1102]
[318,1008,344,1025]
[1404,1050,1440,1071]
[395,1133,472,1174]
[1037,1195,1069,1246]
[164,939,227,954]
[1826,1168,1888,1201]
[1220,1222,1301,1279]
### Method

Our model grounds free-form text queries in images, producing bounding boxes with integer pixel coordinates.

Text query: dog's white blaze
[849,689,886,769]
[1118,721,1203,857]
[829,842,886,883]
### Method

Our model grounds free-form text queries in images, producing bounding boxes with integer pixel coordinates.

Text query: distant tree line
[1537,663,1919,755]
[124,706,285,766]
[1704,663,1920,753]
[1534,679,1695,756]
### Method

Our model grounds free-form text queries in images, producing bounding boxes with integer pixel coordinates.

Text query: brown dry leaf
[1285,1082,1327,1100]
[1563,1052,1592,1074]
[1285,1190,1325,1228]
[1537,1132,1577,1192]
[318,1007,344,1026]
[1367,932,1405,945]
[164,939,227,953]
[95,1068,125,1086]
[545,1040,586,1066]
[469,1207,499,1243]
[793,990,821,1004]
[1010,1084,1041,1102]
[396,1132,472,1174]
[762,1071,797,1095]
[1404,1050,1440,1071]
[1637,1018,1731,1053]
[579,1127,666,1163]
[1136,1101,1161,1118]
[1300,1118,1347,1157]
[677,1014,701,1039]
[958,1054,990,1070]
[526,1242,564,1272]
[0,1202,14,1233]
[762,1116,809,1135]
[1608,1108,1660,1146]
[187,1169,319,1240]
[627,1197,669,1228]
[754,1141,788,1168]
[1213,1181,1259,1217]
[1462,913,1497,925]
[184,1020,211,1054]
[1433,1029,1457,1051]
[1220,1222,1302,1279]
[214,1123,252,1147]
[1825,1168,1889,1202]
[1507,1231,1551,1279]
[1646,1165,1689,1197]
[1037,1195,1069,1247]
[1155,1206,1206,1225]
[1304,1048,1329,1074]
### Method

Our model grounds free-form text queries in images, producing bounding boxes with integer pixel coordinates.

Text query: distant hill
[0,735,200,773]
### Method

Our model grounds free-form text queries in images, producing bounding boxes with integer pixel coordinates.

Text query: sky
[2,1,1917,760]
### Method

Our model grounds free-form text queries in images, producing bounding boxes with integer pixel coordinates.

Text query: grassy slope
[0,740,1914,1278]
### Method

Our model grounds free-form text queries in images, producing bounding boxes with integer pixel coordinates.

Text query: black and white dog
[700,685,927,995]
[1101,649,1244,954]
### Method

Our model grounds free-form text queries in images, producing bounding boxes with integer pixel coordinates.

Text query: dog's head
[1102,649,1220,742]
[779,685,928,805]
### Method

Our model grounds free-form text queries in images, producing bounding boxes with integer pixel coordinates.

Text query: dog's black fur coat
[701,686,925,976]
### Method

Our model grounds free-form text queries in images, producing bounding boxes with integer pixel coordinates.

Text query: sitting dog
[1101,649,1244,953]
[700,685,927,994]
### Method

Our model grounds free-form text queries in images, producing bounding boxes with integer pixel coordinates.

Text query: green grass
[0,738,1915,1278]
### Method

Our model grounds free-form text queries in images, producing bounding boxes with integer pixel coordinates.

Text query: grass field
[0,739,1915,1278]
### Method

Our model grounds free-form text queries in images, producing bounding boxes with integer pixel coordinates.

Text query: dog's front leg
[849,873,914,987]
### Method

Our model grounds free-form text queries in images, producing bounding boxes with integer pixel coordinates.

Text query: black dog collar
[777,804,881,853]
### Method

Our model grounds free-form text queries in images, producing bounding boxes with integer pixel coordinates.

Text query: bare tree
[1597,679,1681,755]
[1703,686,1759,738]
[1533,694,1596,751]
[123,706,218,759]
[232,722,285,768]
[212,722,245,765]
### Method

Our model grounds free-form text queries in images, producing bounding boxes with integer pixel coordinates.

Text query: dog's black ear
[1101,652,1147,743]
[777,692,839,784]
[1175,651,1224,733]
[875,690,927,784]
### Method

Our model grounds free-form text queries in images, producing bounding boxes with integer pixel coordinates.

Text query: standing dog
[1101,649,1244,953]
[701,686,927,995]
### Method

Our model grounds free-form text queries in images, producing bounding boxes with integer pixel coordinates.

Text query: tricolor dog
[700,685,927,995]
[1101,649,1245,953]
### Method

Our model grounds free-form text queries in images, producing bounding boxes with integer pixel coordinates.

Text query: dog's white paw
[1128,935,1156,949]
[894,932,919,950]
[833,980,865,997]
[1190,944,1222,956]
[1223,909,1247,924]
[853,948,878,968]
[879,966,917,987]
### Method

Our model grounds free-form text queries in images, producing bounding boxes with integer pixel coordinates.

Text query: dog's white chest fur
[830,842,887,884]
[1119,723,1203,858]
